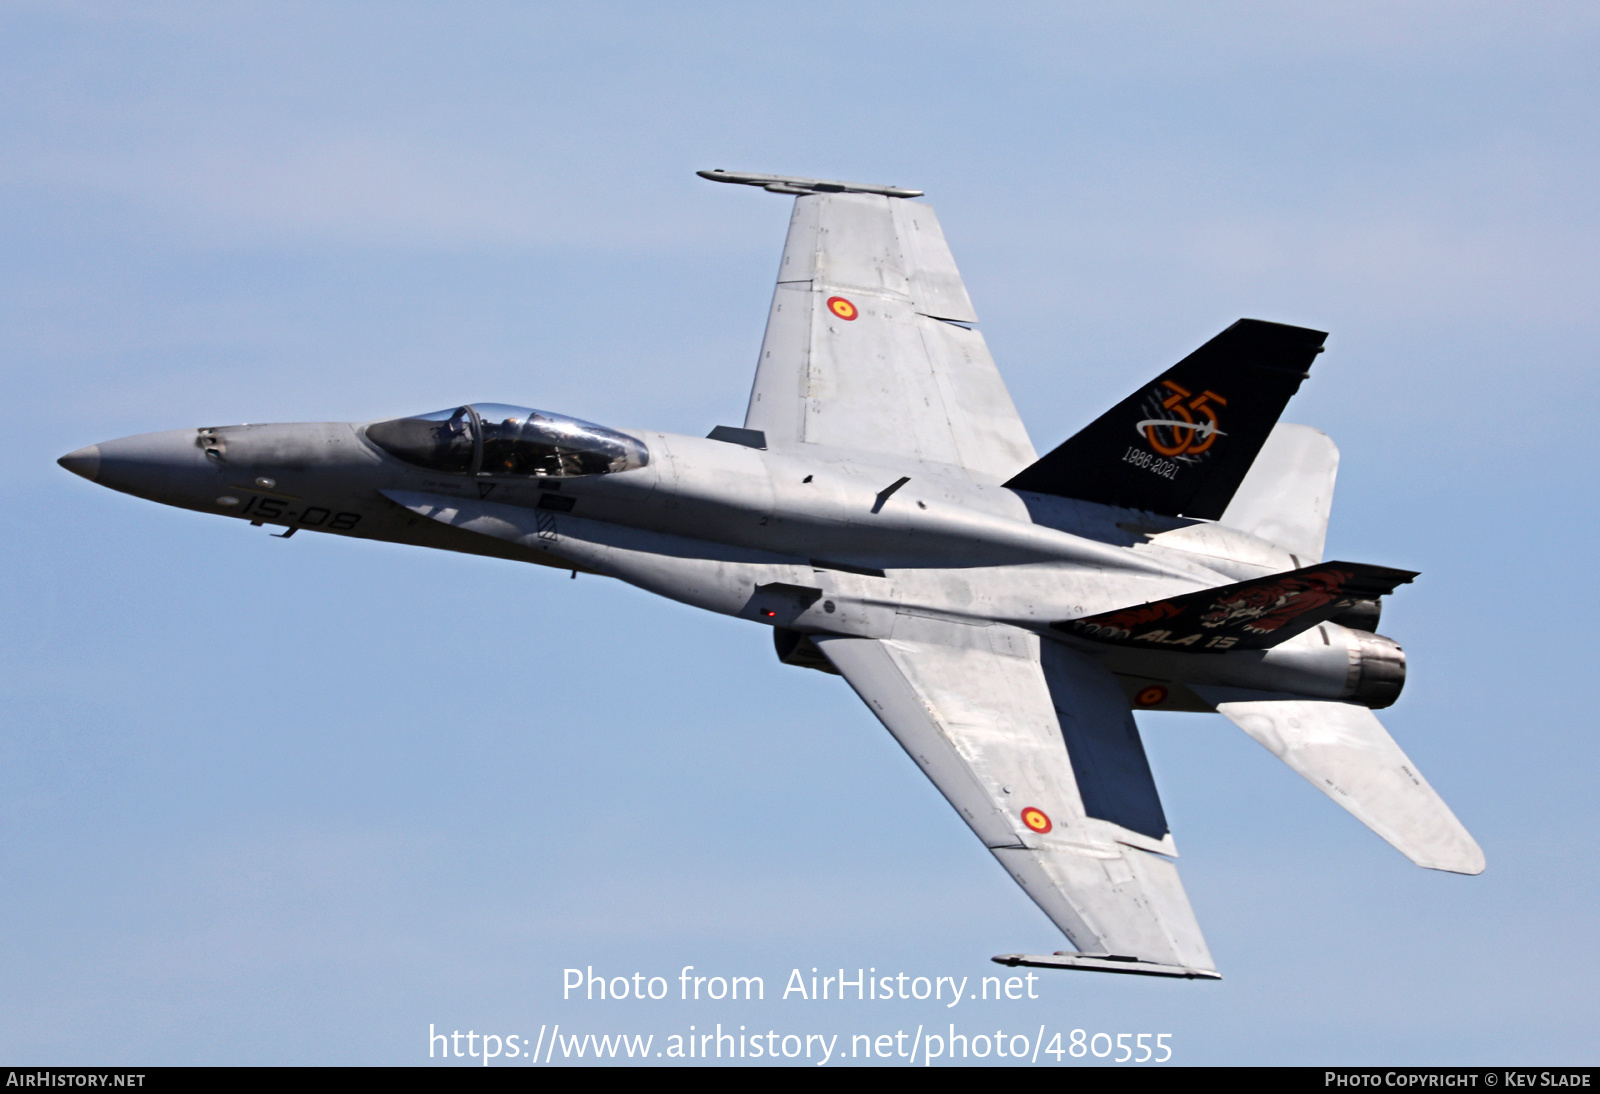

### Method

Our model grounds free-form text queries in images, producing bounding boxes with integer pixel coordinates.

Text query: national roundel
[1021,807,1052,834]
[826,296,858,321]
[1135,685,1169,707]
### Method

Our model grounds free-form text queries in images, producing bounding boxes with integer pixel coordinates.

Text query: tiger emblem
[1199,569,1351,635]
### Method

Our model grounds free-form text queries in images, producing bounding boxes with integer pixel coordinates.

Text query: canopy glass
[366,404,649,478]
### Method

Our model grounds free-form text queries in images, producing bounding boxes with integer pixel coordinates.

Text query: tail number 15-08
[238,495,362,531]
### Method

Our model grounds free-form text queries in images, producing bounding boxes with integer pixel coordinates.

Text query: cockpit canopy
[365,404,649,478]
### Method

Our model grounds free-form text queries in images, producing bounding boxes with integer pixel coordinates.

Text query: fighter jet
[58,169,1483,979]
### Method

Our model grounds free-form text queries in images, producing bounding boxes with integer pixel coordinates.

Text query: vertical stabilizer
[1219,423,1340,563]
[1005,320,1326,518]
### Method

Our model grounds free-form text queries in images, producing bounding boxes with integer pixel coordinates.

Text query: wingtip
[992,953,1222,980]
[695,168,924,199]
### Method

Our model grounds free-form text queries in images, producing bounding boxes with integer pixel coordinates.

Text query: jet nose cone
[58,445,102,482]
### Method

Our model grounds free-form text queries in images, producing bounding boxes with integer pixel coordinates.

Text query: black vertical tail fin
[1005,319,1327,519]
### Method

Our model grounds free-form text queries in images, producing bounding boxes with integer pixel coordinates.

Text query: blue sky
[2,1,1596,1065]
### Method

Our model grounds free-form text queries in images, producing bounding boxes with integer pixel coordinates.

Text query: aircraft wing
[813,626,1219,977]
[741,189,1037,482]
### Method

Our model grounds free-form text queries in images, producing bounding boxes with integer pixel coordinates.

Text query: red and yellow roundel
[1021,807,1052,834]
[826,296,859,321]
[1135,685,1169,707]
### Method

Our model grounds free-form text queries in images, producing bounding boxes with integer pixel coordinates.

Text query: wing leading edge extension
[815,625,1219,978]
[729,181,1037,482]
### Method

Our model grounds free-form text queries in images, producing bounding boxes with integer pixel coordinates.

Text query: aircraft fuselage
[60,417,1382,708]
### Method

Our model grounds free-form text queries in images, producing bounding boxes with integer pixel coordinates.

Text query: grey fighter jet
[59,169,1483,979]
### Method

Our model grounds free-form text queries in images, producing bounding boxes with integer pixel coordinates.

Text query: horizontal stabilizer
[1196,691,1485,874]
[1054,561,1417,653]
[1007,319,1326,518]
[992,952,1222,980]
